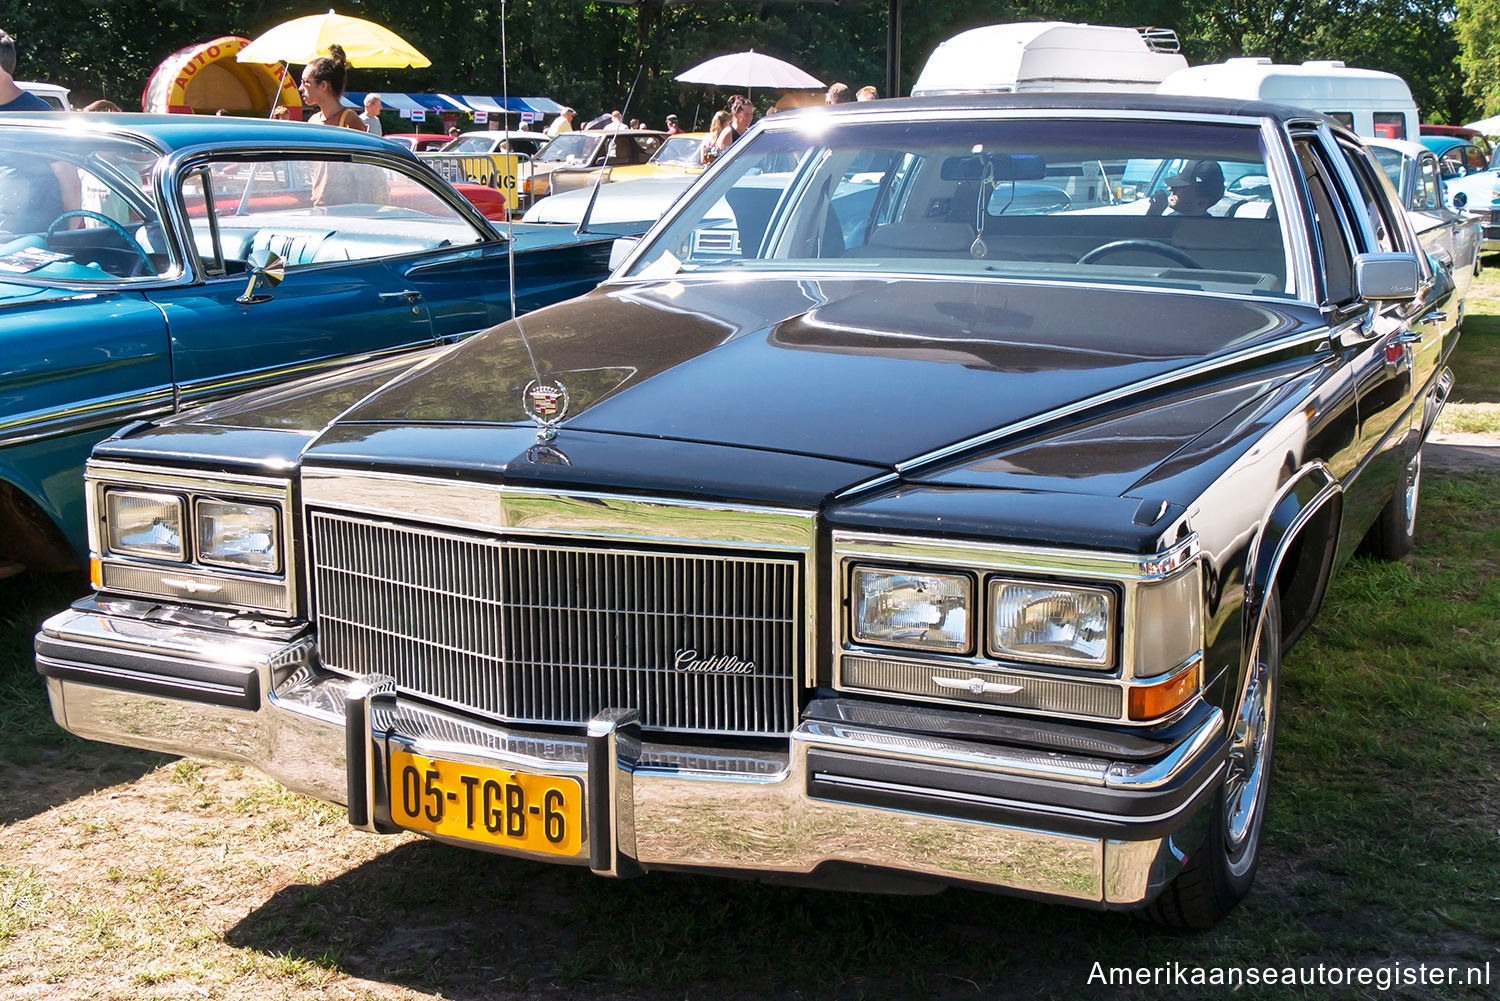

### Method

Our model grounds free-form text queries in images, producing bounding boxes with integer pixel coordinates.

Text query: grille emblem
[523,379,569,441]
[675,648,756,675]
[933,675,1023,696]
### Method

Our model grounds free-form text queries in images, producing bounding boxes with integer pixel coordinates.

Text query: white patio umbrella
[1464,114,1500,136]
[675,50,823,98]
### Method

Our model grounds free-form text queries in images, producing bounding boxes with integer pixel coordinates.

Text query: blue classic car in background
[0,114,614,576]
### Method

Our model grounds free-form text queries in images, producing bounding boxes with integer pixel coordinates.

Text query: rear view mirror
[1354,252,1419,301]
[1453,191,1468,210]
[940,153,1046,182]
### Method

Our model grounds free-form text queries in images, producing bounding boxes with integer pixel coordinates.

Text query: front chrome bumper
[38,597,1226,909]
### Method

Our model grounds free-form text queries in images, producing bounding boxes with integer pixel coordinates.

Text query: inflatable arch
[142,36,302,116]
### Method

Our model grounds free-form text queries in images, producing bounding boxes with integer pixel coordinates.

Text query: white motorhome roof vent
[1226,57,1273,66]
[911,21,1189,97]
[1302,60,1348,69]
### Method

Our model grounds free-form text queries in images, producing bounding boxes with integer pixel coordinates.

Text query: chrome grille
[310,511,801,735]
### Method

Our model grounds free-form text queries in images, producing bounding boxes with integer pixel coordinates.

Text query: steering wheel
[45,210,155,275]
[1078,239,1203,269]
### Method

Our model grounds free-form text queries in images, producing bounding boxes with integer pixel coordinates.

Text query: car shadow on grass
[0,571,170,825]
[225,839,1171,1000]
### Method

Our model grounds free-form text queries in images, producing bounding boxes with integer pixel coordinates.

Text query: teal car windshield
[0,131,170,284]
[626,118,1295,299]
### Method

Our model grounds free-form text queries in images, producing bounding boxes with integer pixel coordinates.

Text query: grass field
[0,275,1497,999]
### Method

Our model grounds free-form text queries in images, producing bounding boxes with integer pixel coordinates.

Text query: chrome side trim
[172,341,438,410]
[0,390,175,449]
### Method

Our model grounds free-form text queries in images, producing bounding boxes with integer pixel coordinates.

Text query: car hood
[333,276,1326,470]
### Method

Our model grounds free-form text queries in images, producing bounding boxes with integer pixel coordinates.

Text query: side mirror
[609,236,641,271]
[1453,190,1468,210]
[236,248,285,304]
[1354,252,1419,302]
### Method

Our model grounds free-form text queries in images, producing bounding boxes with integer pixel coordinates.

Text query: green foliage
[1457,0,1500,117]
[0,2,1480,138]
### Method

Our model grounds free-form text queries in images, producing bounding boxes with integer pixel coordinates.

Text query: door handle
[379,290,423,305]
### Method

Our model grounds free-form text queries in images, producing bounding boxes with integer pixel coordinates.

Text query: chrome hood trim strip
[300,468,817,550]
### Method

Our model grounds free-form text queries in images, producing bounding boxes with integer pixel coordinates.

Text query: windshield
[652,135,706,167]
[626,118,1294,299]
[0,130,171,283]
[446,137,496,154]
[536,133,598,164]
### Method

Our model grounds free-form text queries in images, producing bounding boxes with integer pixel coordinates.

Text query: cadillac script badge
[523,379,569,441]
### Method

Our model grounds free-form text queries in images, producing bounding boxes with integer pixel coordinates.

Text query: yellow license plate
[389,750,582,856]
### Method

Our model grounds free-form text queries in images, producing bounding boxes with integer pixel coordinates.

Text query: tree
[1457,0,1500,117]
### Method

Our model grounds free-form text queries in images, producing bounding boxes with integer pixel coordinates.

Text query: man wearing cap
[665,114,681,136]
[1147,159,1224,216]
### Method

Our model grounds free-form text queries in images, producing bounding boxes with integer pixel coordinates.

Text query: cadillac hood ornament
[523,379,570,441]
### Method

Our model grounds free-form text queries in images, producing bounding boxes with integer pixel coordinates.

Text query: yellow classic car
[608,132,710,181]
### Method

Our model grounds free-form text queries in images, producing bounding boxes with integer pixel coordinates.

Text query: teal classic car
[0,114,614,577]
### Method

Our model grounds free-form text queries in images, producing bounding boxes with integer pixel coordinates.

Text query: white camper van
[911,22,1188,96]
[1157,58,1418,140]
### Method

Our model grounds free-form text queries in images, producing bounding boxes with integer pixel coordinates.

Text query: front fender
[1243,461,1342,663]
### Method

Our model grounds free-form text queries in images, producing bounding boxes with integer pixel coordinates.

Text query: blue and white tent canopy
[344,92,563,118]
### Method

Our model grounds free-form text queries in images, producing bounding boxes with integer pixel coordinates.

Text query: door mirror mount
[237,248,285,305]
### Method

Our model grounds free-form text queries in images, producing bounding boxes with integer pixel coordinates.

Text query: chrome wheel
[1224,608,1276,876]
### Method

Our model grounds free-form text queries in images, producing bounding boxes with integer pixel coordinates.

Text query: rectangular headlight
[851,567,971,653]
[105,490,185,561]
[989,579,1114,668]
[196,499,281,572]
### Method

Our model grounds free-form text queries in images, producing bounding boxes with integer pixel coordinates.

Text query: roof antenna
[500,0,566,442]
[500,0,518,323]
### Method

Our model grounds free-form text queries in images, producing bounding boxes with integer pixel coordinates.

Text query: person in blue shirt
[0,30,51,112]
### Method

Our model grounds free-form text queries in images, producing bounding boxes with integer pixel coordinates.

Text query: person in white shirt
[360,94,383,136]
[602,110,626,131]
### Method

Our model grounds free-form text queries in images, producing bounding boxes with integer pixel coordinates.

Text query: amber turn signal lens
[1128,662,1199,720]
[89,557,102,588]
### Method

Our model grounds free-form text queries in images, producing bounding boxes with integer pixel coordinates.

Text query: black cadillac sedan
[38,95,1456,929]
